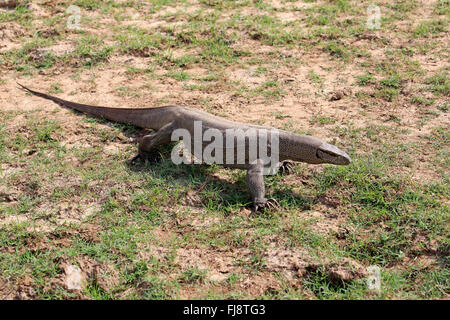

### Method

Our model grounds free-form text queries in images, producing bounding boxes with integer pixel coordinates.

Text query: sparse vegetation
[0,0,448,300]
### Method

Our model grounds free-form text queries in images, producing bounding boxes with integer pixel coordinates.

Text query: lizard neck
[278,131,323,163]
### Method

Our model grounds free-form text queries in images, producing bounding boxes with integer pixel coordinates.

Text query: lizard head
[281,133,351,165]
[316,142,351,165]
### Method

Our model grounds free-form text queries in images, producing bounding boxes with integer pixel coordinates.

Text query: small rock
[22,275,34,286]
[329,91,344,101]
[336,227,350,240]
[208,273,227,282]
[329,88,352,101]
[26,2,40,11]
[329,258,367,282]
[103,145,119,155]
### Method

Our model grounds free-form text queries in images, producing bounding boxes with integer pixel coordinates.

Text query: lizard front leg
[246,160,279,212]
[129,121,177,163]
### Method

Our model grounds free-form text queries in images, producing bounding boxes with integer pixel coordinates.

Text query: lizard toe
[127,150,161,165]
[279,161,295,175]
[127,153,142,164]
[266,198,279,210]
[253,198,279,213]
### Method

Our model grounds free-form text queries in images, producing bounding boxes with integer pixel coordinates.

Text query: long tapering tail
[17,83,170,129]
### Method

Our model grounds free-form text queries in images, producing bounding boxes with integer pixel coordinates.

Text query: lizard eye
[316,143,351,165]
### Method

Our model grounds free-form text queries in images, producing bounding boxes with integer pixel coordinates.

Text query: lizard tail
[17,83,164,128]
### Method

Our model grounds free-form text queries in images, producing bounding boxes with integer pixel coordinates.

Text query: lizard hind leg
[129,121,178,164]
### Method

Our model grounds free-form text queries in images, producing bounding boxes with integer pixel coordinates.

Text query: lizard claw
[253,198,279,213]
[279,161,295,175]
[127,150,161,165]
[127,153,142,164]
[129,137,139,144]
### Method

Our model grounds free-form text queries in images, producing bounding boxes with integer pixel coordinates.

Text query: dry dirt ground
[0,0,448,299]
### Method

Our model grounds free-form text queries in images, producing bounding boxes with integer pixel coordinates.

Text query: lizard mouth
[316,144,351,165]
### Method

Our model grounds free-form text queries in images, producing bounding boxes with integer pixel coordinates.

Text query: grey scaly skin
[18,84,351,212]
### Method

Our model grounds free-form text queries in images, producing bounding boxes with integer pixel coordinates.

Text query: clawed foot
[129,131,153,144]
[278,161,295,175]
[253,198,279,213]
[127,150,161,165]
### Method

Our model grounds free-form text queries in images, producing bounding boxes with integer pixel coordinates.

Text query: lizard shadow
[124,145,327,213]
[125,152,252,211]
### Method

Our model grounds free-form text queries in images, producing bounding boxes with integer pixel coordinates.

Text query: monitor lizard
[18,83,351,212]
